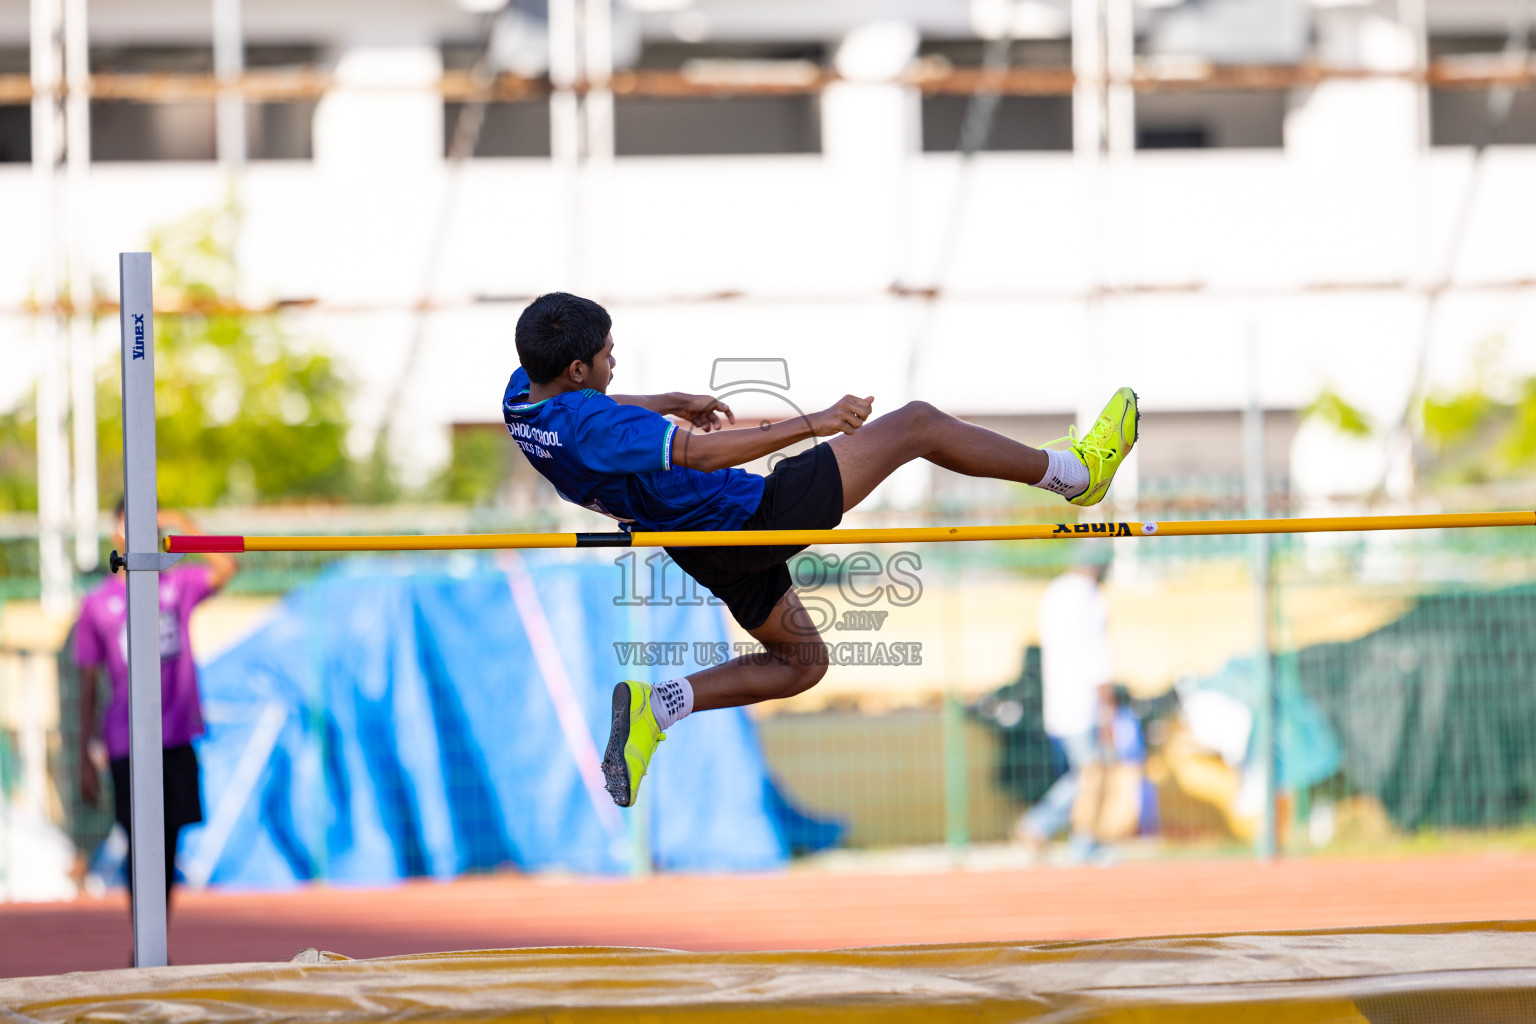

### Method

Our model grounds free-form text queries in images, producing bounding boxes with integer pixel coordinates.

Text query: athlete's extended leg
[829,401,1048,510]
[830,389,1138,511]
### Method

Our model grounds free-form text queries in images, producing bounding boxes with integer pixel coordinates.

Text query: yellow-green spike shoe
[601,681,665,808]
[1044,387,1140,507]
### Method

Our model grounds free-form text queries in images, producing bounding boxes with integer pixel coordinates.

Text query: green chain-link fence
[5,494,1536,883]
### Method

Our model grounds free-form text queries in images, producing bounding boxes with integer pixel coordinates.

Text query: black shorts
[110,743,203,897]
[666,442,844,631]
[110,743,204,838]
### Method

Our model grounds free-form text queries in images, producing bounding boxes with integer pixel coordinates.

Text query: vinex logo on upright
[130,314,146,360]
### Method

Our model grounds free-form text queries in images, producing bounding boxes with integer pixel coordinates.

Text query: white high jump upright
[118,251,171,967]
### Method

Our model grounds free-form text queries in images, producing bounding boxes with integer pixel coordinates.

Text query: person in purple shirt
[75,503,237,913]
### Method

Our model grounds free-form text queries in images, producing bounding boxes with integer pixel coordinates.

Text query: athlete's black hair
[515,292,612,385]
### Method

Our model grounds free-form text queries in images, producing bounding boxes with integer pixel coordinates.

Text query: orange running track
[3,852,1533,979]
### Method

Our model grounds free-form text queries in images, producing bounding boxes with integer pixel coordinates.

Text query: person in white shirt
[1015,546,1116,854]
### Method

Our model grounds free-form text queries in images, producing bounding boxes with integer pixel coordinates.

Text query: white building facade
[3,0,1535,530]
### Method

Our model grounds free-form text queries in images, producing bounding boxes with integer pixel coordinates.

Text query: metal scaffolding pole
[1104,0,1139,539]
[64,0,96,571]
[1072,0,1111,521]
[1245,325,1276,861]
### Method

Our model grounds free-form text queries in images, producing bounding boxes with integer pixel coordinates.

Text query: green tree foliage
[118,204,361,506]
[1422,390,1493,451]
[438,425,514,506]
[1420,339,1536,485]
[1301,388,1375,438]
[0,202,366,512]
[0,396,37,511]
[1499,379,1536,468]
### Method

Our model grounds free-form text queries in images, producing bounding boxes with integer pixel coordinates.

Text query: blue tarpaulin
[177,553,839,888]
[1188,653,1342,792]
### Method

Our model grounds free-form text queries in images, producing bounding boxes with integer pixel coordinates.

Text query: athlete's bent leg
[687,589,828,712]
[601,590,827,807]
[829,400,1051,512]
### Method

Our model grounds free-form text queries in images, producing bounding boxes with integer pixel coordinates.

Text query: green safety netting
[1296,585,1536,831]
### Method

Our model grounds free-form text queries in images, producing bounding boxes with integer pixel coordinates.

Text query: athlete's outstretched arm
[611,393,735,432]
[673,395,872,473]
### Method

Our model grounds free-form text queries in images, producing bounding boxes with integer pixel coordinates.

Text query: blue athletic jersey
[502,367,766,532]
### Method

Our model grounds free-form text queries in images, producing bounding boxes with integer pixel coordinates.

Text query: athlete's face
[576,332,616,393]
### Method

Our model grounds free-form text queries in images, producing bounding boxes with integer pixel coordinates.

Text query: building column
[314,41,443,171]
[1105,0,1135,157]
[312,40,444,479]
[822,21,920,287]
[212,0,247,166]
[1399,0,1430,149]
[1073,0,1107,303]
[548,0,581,169]
[583,0,615,163]
[1072,0,1106,160]
[1287,6,1421,161]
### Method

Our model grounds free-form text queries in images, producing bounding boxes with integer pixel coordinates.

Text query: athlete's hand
[672,394,735,432]
[812,396,874,436]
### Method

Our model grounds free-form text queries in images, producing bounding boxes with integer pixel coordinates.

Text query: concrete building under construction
[2,0,1535,604]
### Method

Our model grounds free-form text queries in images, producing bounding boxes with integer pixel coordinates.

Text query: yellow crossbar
[163,510,1536,554]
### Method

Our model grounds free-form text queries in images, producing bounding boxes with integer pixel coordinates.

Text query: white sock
[650,677,694,731]
[1033,448,1090,500]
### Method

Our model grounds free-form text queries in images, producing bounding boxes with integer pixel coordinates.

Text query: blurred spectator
[74,504,236,915]
[1014,546,1116,858]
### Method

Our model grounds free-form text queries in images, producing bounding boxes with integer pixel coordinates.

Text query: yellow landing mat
[4,922,1536,1023]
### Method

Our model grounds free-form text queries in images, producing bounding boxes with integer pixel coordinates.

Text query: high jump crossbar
[165,511,1536,554]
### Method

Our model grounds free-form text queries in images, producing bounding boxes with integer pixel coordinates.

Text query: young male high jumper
[503,293,1139,808]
